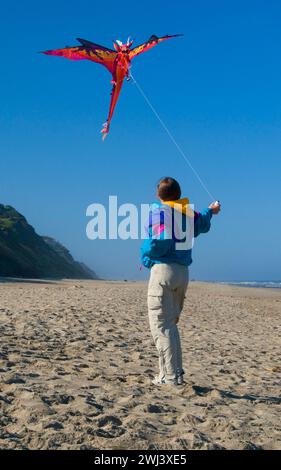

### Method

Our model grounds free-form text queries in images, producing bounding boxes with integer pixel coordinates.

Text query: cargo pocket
[147,285,164,312]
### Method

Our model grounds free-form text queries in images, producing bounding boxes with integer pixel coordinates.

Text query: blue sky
[1,0,280,280]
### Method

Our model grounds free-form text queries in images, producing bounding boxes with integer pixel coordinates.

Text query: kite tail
[101,121,109,140]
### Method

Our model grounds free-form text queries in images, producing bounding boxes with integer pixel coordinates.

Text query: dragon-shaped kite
[42,34,182,139]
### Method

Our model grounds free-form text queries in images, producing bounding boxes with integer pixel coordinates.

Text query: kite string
[130,71,216,201]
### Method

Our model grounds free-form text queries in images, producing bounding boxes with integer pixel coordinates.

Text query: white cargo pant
[148,263,189,382]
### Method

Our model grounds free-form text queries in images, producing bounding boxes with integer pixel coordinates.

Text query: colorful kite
[41,34,182,139]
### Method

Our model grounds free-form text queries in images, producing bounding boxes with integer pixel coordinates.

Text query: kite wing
[129,34,182,59]
[41,38,116,74]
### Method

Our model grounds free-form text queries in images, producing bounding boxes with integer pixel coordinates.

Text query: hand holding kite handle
[209,200,221,215]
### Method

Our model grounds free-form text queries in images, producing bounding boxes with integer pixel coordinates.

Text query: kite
[41,34,182,139]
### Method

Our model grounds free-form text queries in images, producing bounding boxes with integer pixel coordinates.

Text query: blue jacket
[141,198,212,268]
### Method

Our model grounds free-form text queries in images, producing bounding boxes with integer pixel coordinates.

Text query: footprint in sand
[95,415,126,439]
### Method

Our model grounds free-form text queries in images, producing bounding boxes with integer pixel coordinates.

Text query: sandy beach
[0,280,280,450]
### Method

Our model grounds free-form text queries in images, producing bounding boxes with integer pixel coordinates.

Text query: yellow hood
[162,198,194,216]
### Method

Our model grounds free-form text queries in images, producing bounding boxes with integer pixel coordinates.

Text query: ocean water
[218,281,281,289]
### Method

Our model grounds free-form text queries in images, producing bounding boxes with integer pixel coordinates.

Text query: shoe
[176,369,185,385]
[177,374,184,385]
[152,377,177,386]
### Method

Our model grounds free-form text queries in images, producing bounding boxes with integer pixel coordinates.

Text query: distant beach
[0,280,280,450]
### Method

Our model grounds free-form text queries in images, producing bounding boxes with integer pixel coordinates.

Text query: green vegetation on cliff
[0,204,97,279]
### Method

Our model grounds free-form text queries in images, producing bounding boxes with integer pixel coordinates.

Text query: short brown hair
[157,177,181,201]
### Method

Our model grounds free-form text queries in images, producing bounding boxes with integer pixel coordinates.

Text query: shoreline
[1,276,280,290]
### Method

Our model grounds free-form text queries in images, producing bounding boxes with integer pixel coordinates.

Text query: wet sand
[0,280,280,450]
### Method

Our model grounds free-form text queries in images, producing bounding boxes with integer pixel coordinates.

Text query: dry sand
[0,279,280,450]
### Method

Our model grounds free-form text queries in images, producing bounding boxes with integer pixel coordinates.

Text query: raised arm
[194,201,221,237]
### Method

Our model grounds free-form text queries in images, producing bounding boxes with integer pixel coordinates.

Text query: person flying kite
[41,34,182,139]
